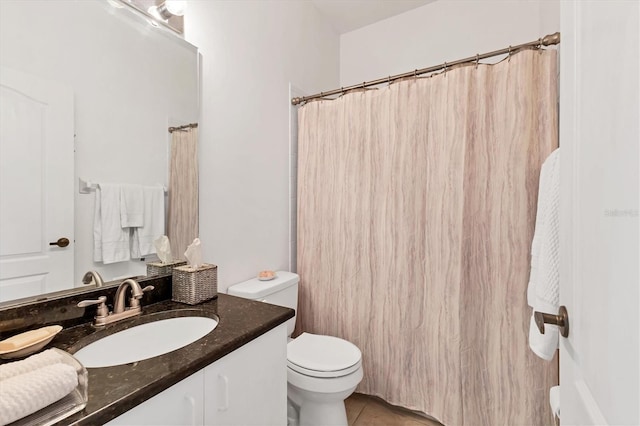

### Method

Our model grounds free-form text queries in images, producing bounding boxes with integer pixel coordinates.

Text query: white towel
[0,363,78,425]
[131,185,165,259]
[549,385,560,419]
[0,348,64,381]
[527,148,560,360]
[93,183,130,264]
[120,184,144,228]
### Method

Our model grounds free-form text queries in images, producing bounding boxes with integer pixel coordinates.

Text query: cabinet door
[204,324,287,426]
[107,370,204,426]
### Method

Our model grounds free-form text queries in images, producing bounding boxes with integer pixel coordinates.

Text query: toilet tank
[227,271,299,337]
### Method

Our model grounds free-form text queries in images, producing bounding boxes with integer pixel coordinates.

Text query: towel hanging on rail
[93,183,130,264]
[527,148,561,360]
[92,183,166,264]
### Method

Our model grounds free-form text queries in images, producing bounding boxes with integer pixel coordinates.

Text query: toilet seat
[287,333,361,378]
[288,359,362,378]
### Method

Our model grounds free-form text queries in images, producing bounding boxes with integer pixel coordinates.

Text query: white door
[0,66,74,302]
[559,1,639,424]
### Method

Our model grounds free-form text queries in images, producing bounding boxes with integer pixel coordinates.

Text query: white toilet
[228,271,363,426]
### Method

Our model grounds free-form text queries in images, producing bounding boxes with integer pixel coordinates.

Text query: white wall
[184,1,339,292]
[0,0,198,287]
[340,0,559,86]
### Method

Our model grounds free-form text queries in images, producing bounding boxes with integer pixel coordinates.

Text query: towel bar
[79,178,167,194]
[534,305,569,338]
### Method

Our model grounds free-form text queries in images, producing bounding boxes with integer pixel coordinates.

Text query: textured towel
[0,349,64,381]
[131,185,165,258]
[527,148,560,360]
[0,362,78,425]
[93,183,130,264]
[120,184,145,228]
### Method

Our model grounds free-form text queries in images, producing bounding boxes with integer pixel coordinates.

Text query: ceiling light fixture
[147,0,186,21]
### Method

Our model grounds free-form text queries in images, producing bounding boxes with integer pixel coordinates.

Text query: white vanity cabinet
[106,323,287,426]
[105,370,205,426]
[204,324,287,425]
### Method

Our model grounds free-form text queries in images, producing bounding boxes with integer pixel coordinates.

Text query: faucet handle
[77,295,107,307]
[131,285,155,300]
[129,285,155,309]
[77,296,108,318]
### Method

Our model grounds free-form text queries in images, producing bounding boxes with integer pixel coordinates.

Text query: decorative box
[146,260,187,277]
[172,263,218,305]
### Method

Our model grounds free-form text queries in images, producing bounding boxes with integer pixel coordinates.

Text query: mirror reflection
[0,0,199,304]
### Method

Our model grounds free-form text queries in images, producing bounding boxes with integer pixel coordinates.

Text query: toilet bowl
[227,272,363,426]
[286,333,363,425]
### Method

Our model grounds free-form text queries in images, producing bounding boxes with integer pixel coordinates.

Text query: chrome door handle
[49,237,70,247]
[534,305,569,338]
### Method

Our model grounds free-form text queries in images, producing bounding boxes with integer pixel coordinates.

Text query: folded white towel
[0,362,78,425]
[528,148,560,360]
[120,184,144,228]
[131,185,165,259]
[94,183,130,264]
[0,349,64,381]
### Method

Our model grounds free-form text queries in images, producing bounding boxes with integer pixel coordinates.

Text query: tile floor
[345,393,443,426]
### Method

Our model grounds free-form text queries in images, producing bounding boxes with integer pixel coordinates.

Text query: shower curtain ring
[508,46,512,61]
[444,62,447,75]
[414,69,417,78]
[388,75,391,86]
[475,54,479,69]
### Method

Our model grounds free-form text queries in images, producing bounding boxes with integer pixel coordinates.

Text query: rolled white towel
[0,349,64,381]
[0,362,78,425]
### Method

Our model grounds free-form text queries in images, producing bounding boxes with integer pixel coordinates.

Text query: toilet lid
[287,333,361,378]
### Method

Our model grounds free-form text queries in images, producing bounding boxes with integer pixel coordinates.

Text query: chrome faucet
[77,279,154,327]
[82,270,105,287]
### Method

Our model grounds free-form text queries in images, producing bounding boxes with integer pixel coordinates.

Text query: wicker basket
[147,260,187,277]
[172,263,218,305]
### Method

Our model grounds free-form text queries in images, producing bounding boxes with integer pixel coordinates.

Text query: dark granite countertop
[0,278,294,426]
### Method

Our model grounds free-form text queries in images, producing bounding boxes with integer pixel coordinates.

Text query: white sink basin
[73,316,218,368]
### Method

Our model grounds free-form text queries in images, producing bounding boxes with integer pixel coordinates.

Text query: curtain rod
[291,32,560,106]
[168,123,198,133]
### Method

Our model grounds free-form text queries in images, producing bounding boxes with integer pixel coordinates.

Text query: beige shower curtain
[297,49,558,425]
[167,127,199,259]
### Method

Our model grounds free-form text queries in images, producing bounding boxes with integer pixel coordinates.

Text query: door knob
[534,305,569,338]
[49,237,70,247]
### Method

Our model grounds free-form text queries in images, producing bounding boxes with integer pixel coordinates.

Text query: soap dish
[257,270,277,281]
[0,325,63,359]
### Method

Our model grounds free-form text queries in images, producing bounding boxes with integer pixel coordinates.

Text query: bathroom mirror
[0,0,198,304]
